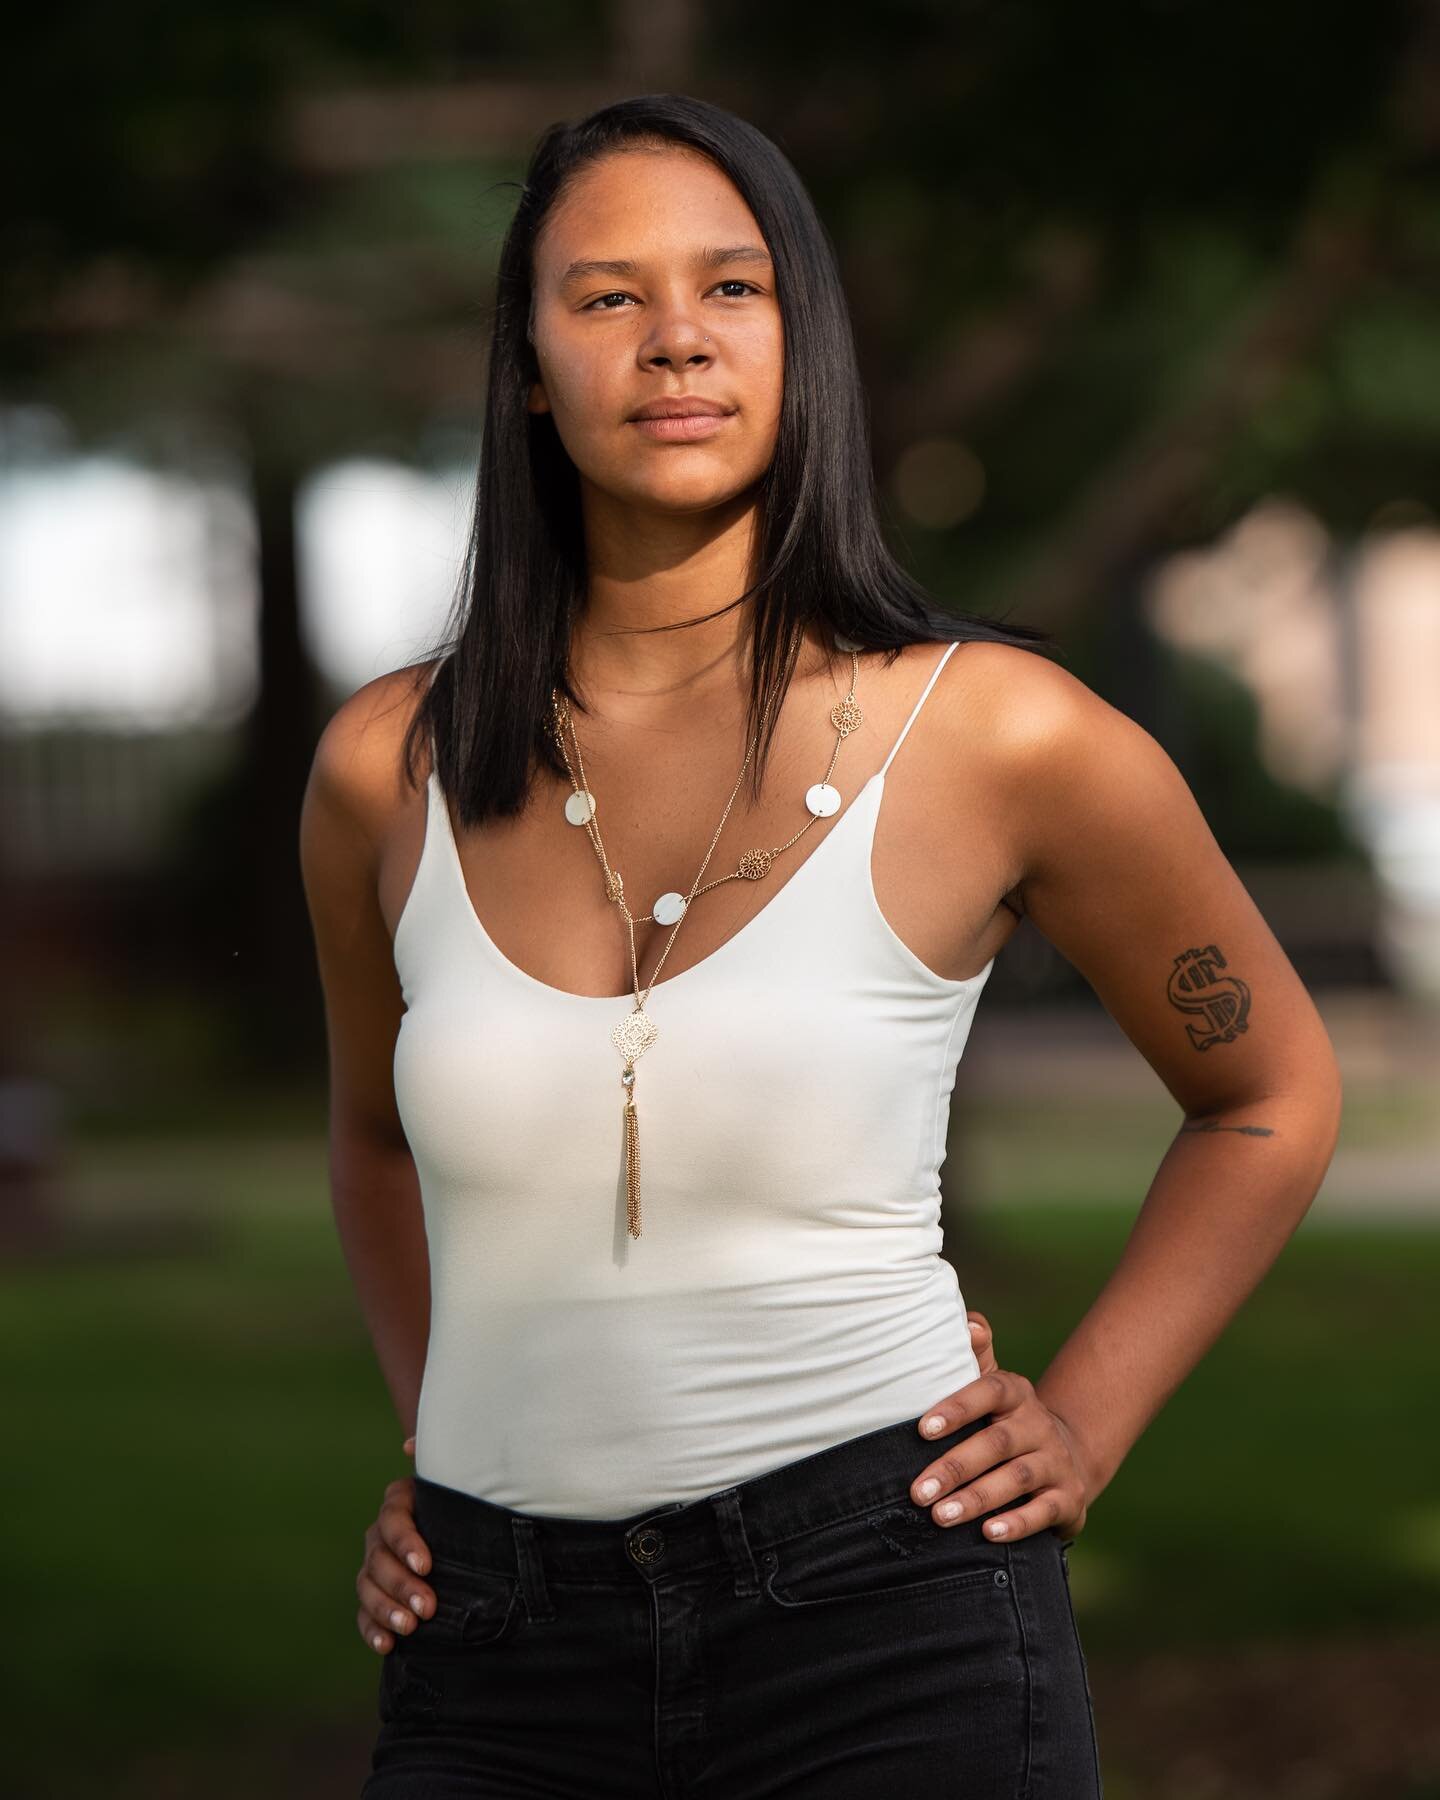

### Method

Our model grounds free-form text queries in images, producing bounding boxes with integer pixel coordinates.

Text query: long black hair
[406,92,1055,823]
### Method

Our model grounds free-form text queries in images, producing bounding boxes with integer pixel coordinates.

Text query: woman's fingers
[916,1440,1066,1533]
[975,1491,1078,1545]
[909,1373,1089,1544]
[378,1473,433,1579]
[909,1324,1003,1463]
[355,1473,437,1654]
[358,1569,421,1648]
[916,1367,1021,1448]
[357,1536,436,1653]
[910,1404,1044,1517]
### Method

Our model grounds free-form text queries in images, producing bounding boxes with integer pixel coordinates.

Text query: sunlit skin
[351,150,1099,1655]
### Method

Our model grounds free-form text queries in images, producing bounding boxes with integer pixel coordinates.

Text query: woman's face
[526,146,784,519]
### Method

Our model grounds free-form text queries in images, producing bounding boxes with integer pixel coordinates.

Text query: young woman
[301,94,1343,1797]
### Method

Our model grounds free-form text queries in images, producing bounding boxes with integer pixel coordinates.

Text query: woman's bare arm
[906,647,1344,1538]
[300,670,434,1438]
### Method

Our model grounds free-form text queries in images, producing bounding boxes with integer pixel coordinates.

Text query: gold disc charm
[612,1006,659,1063]
[830,695,863,736]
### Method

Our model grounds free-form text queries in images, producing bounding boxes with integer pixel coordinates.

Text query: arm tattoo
[1167,943,1251,1050]
[1168,942,1273,1133]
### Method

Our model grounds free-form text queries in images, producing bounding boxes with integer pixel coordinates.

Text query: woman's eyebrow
[557,245,773,289]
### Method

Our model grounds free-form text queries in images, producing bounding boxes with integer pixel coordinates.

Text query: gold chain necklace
[547,637,865,1238]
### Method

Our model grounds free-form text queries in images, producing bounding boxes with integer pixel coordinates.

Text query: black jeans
[362,1409,1104,1797]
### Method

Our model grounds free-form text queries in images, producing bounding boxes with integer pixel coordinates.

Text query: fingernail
[390,1608,408,1629]
[916,1478,940,1500]
[988,1521,1008,1537]
[371,1633,384,1651]
[407,1552,424,1574]
[409,1594,425,1615]
[923,1415,947,1435]
[969,1321,983,1334]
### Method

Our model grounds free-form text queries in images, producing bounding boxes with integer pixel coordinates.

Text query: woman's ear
[527,378,552,416]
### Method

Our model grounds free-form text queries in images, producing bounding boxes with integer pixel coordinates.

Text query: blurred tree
[2,0,1436,1074]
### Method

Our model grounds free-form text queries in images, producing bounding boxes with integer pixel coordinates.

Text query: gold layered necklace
[547,634,866,1238]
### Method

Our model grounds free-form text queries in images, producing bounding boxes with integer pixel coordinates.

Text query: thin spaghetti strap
[877,640,960,776]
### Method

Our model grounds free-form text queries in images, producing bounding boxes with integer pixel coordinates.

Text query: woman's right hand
[356,1434,437,1654]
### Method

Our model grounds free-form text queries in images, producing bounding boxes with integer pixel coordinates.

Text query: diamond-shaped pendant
[612,1007,659,1063]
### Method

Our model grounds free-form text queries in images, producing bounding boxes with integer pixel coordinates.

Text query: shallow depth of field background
[3,5,1439,1797]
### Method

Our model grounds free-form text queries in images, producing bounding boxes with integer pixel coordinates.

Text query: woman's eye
[582,280,760,312]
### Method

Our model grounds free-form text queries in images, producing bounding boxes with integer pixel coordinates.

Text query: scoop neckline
[425,765,891,1005]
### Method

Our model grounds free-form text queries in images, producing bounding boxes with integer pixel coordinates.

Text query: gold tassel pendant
[621,1062,641,1237]
[611,1007,656,1240]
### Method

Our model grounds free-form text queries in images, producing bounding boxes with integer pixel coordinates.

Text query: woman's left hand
[910,1311,1092,1543]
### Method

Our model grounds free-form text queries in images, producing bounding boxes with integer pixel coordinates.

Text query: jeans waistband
[411,1409,995,1612]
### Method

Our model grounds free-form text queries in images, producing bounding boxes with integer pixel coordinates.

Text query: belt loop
[510,1517,556,1623]
[710,1488,762,1598]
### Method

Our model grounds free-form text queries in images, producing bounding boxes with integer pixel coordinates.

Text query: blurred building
[1147,498,1440,1000]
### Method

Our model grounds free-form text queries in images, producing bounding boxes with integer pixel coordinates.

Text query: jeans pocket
[759,1499,1013,1610]
[416,1556,521,1644]
[378,1559,521,1725]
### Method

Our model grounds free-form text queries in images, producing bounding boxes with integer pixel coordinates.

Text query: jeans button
[627,1526,666,1565]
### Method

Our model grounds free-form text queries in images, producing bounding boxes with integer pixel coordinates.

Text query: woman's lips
[628,411,735,440]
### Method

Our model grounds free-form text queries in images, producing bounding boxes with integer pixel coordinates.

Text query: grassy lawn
[6,1104,1438,1795]
[964,1196,1440,1641]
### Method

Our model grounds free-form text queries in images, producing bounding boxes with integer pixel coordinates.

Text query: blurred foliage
[4,1,1434,1045]
[5,0,1433,639]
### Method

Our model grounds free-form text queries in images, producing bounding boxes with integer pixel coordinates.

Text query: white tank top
[393,639,995,1517]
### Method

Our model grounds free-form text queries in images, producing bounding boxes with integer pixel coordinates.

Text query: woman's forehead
[537,150,763,272]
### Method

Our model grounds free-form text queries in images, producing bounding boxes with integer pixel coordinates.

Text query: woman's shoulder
[934,638,1129,756]
[919,638,1168,829]
[307,656,444,849]
[942,639,1197,882]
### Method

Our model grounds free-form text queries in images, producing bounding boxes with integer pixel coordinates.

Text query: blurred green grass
[5,1104,1438,1789]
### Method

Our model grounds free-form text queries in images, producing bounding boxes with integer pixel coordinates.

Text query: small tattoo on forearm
[1167,943,1251,1049]
[1179,1118,1275,1136]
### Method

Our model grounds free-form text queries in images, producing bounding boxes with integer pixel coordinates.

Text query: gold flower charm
[738,848,774,880]
[830,696,863,736]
